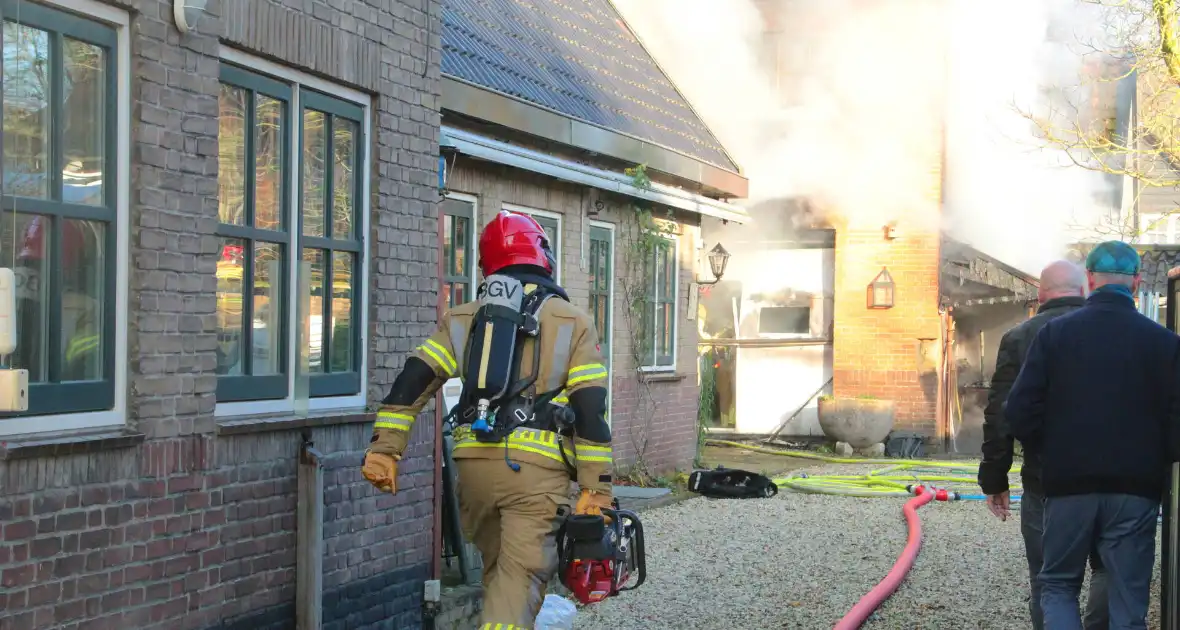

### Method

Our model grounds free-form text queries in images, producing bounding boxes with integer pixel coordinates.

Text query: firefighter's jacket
[370,277,613,494]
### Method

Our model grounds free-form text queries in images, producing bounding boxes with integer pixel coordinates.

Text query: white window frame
[215,48,372,418]
[501,203,562,284]
[0,0,131,437]
[440,192,479,400]
[588,220,615,426]
[443,191,479,291]
[639,233,679,373]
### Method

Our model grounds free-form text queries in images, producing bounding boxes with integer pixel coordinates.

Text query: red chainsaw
[557,500,647,605]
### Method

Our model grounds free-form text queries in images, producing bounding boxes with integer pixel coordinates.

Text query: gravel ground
[572,462,1165,630]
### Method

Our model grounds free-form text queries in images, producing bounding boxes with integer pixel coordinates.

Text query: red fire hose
[832,486,937,630]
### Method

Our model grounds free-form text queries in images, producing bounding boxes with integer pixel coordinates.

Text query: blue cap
[1085,241,1140,275]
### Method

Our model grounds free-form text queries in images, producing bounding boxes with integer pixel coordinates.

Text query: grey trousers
[1022,491,1109,630]
[1039,493,1158,630]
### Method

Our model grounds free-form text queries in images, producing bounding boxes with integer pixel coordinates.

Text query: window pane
[302,110,326,238]
[61,219,104,381]
[662,243,675,298]
[218,84,247,225]
[303,248,325,372]
[330,252,354,372]
[661,303,674,365]
[454,216,468,277]
[254,95,283,230]
[216,237,246,375]
[443,214,454,275]
[253,242,283,375]
[63,38,105,206]
[332,119,357,239]
[452,282,467,307]
[3,23,51,199]
[3,213,49,381]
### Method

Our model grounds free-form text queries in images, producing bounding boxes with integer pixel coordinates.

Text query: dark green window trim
[299,86,365,399]
[214,64,368,403]
[216,64,292,403]
[441,197,474,309]
[0,1,119,416]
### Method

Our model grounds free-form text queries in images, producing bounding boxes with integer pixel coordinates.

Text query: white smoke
[612,0,1118,276]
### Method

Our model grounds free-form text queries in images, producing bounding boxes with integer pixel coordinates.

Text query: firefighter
[361,210,614,629]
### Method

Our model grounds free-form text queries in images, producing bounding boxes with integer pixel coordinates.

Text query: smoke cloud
[612,0,1118,276]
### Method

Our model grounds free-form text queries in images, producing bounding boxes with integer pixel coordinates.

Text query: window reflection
[61,219,104,381]
[218,85,247,226]
[63,38,105,206]
[3,22,50,199]
[216,238,246,375]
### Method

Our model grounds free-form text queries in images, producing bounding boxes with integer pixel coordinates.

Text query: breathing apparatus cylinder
[457,273,547,444]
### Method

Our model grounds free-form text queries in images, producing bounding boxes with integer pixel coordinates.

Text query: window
[442,195,476,308]
[504,204,561,282]
[588,225,613,363]
[1141,213,1178,245]
[643,236,678,370]
[215,57,368,409]
[759,306,811,335]
[1,0,122,417]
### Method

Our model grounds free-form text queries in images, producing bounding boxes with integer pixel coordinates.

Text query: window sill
[0,428,145,461]
[215,408,375,436]
[640,372,686,384]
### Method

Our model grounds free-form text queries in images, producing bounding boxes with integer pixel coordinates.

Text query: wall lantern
[173,0,210,34]
[437,144,459,201]
[867,267,895,309]
[697,243,731,286]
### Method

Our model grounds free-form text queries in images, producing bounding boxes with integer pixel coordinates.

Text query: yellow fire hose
[705,440,1021,500]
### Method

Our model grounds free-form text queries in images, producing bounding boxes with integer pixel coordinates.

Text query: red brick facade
[832,227,943,431]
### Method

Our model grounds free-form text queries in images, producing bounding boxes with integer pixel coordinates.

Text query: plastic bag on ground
[534,594,578,629]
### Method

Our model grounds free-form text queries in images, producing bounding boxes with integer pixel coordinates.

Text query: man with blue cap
[1008,240,1180,629]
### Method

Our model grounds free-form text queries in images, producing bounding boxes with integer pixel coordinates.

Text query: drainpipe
[296,433,324,630]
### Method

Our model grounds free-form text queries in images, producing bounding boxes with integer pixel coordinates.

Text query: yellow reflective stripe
[65,336,99,362]
[569,363,605,374]
[577,444,611,454]
[553,394,569,404]
[423,339,457,373]
[567,370,607,386]
[454,427,566,463]
[375,410,414,431]
[576,442,613,463]
[417,344,455,377]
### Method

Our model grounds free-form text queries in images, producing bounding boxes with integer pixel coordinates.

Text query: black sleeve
[978,329,1020,495]
[568,386,611,443]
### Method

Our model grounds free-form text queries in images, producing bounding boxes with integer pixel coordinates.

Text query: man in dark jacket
[1008,240,1180,630]
[979,260,1107,630]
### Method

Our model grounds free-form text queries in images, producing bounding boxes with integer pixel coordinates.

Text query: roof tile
[442,0,738,172]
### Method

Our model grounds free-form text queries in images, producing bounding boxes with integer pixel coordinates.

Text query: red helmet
[478,211,555,277]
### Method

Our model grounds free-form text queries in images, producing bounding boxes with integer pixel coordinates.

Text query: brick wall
[0,0,441,628]
[831,227,942,431]
[446,159,701,472]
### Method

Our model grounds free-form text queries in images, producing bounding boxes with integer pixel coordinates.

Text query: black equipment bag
[688,466,779,499]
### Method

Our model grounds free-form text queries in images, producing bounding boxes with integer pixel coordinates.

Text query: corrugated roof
[1136,245,1180,294]
[441,0,740,173]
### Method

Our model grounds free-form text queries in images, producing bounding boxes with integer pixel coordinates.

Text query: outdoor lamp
[437,144,458,201]
[867,267,895,309]
[698,243,731,286]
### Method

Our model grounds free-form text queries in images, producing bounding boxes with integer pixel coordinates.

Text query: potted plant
[817,394,896,453]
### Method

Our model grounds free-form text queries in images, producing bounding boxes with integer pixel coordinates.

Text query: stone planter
[817,397,896,454]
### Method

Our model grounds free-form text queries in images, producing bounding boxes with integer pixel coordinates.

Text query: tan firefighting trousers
[456,457,571,629]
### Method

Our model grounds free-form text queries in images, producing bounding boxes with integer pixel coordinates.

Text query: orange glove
[575,489,613,521]
[362,451,399,494]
